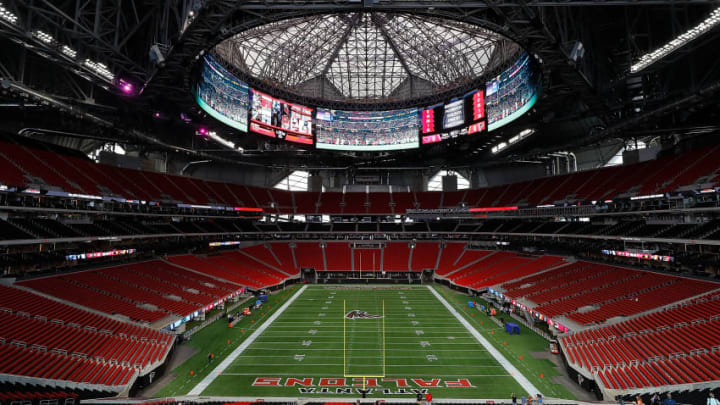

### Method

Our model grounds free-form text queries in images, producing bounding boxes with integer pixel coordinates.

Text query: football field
[185,284,540,399]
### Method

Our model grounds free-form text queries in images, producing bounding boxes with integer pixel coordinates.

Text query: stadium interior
[1,1,720,405]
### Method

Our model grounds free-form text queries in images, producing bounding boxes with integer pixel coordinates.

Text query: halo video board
[315,108,420,151]
[420,89,486,145]
[249,89,314,145]
[485,52,539,131]
[195,55,250,132]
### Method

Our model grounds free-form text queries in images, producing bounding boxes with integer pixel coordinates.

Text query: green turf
[433,286,576,400]
[155,284,575,400]
[153,286,302,397]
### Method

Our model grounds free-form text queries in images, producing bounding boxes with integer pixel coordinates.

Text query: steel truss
[0,0,717,167]
[0,0,194,88]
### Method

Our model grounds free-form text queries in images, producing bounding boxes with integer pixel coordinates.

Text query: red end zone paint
[445,379,473,387]
[285,378,313,387]
[318,378,346,387]
[253,377,281,386]
[411,378,441,387]
[252,377,474,388]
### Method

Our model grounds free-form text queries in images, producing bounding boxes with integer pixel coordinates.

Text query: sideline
[187,285,308,395]
[426,285,543,396]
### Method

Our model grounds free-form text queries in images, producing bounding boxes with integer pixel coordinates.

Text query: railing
[182,296,252,340]
[2,227,720,247]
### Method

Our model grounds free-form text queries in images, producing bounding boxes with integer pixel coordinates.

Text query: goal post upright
[343,299,346,375]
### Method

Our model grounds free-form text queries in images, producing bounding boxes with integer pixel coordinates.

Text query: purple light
[198,127,208,135]
[118,79,134,95]
[154,112,161,118]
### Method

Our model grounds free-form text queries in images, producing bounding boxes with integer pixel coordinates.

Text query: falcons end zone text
[252,377,474,395]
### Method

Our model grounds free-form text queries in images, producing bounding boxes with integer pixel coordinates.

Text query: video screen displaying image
[443,99,465,129]
[421,89,487,145]
[486,52,539,131]
[315,108,420,151]
[195,55,250,132]
[249,89,313,144]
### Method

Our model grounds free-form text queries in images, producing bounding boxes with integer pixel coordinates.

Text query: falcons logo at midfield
[345,310,383,319]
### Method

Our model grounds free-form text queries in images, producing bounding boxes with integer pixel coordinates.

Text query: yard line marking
[217,373,512,377]
[222,363,505,368]
[187,285,308,395]
[240,347,491,352]
[249,341,482,345]
[427,285,543,396]
[270,324,469,328]
[234,355,492,360]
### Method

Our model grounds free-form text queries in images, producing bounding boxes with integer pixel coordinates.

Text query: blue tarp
[505,322,520,335]
[259,294,268,303]
[468,301,475,307]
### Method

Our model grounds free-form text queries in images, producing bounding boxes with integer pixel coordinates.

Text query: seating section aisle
[167,255,255,288]
[500,261,718,325]
[0,344,136,388]
[0,285,172,344]
[0,285,173,389]
[447,251,512,282]
[19,257,250,323]
[267,243,300,275]
[435,243,470,276]
[63,270,201,316]
[96,261,238,308]
[0,388,79,404]
[221,251,288,285]
[240,244,301,276]
[19,277,167,324]
[457,255,565,289]
[1,140,720,215]
[500,261,592,299]
[168,250,292,289]
[560,290,720,391]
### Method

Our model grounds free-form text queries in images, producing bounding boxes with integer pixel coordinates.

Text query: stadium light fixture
[631,6,720,73]
[491,141,507,154]
[33,30,55,44]
[509,128,535,145]
[61,45,77,59]
[0,3,18,24]
[83,58,115,81]
[207,131,236,149]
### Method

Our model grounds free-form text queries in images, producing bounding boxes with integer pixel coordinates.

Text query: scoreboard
[420,89,487,145]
